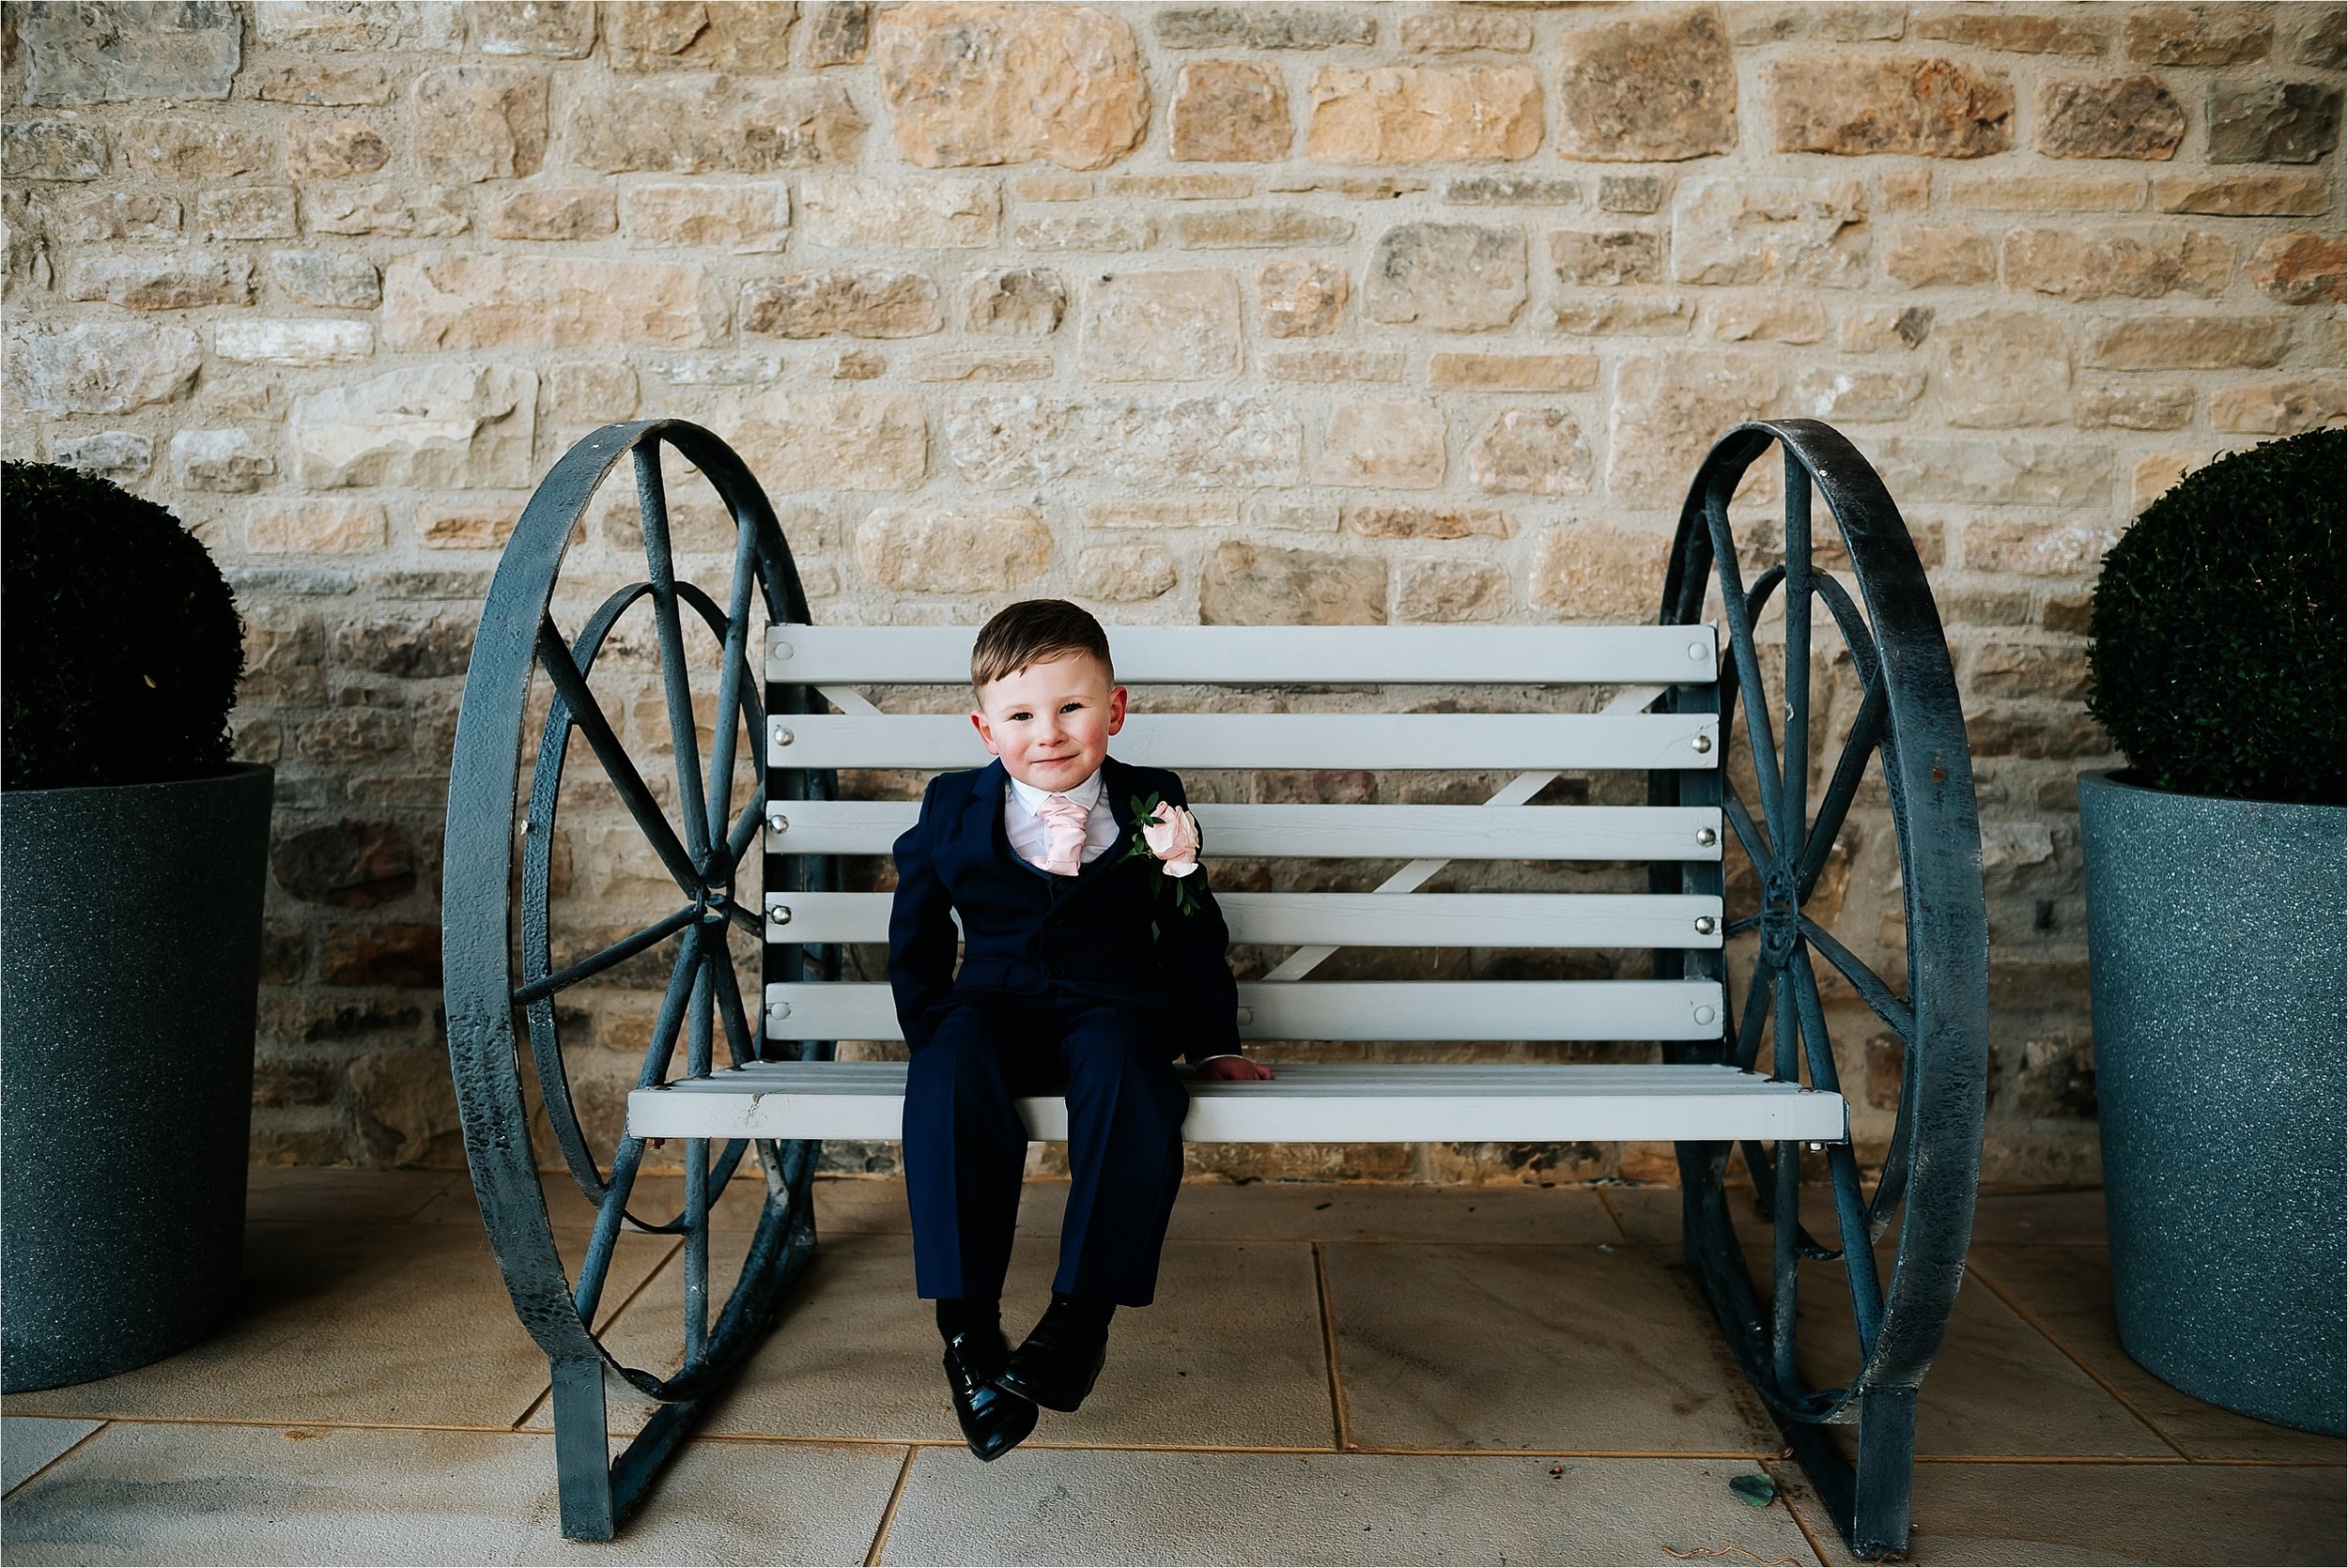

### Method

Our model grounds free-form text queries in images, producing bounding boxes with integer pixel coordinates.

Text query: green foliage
[3,462,246,790]
[2087,429,2345,806]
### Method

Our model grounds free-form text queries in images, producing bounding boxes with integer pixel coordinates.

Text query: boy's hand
[1197,1056,1274,1081]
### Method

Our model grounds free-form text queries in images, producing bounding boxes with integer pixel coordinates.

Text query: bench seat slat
[769,714,1721,773]
[765,891,1723,948]
[769,625,1720,687]
[763,979,1727,1042]
[765,801,1726,862]
[628,1062,1845,1144]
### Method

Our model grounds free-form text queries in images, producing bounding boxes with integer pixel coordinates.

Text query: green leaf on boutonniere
[1119,791,1203,915]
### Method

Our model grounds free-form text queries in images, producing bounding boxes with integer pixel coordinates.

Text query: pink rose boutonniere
[1119,792,1204,915]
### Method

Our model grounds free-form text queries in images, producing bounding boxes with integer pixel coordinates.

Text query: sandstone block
[413,67,547,182]
[66,253,254,311]
[1838,304,1935,353]
[1319,402,1446,488]
[945,394,1301,487]
[301,185,470,238]
[1200,542,1386,625]
[726,390,928,491]
[386,255,718,349]
[908,350,1055,383]
[2124,5,2270,66]
[2153,173,2332,216]
[1305,65,1543,163]
[215,318,374,367]
[856,506,1051,592]
[1964,519,2120,576]
[1397,561,1508,623]
[248,499,389,554]
[271,250,382,308]
[605,1,795,71]
[286,117,390,180]
[1672,177,1868,286]
[564,76,864,173]
[1012,212,1157,250]
[2036,74,2185,161]
[1794,364,1926,422]
[2004,227,2231,301]
[197,188,299,240]
[1909,9,2111,55]
[966,269,1068,335]
[1883,224,1996,286]
[1172,61,1290,162]
[415,504,519,551]
[1557,7,1737,161]
[486,184,616,241]
[1110,172,1251,200]
[1080,271,1243,381]
[1549,228,1661,286]
[1532,524,1673,623]
[807,3,873,66]
[1607,352,1782,505]
[1707,298,1829,344]
[291,365,537,489]
[2207,379,2347,435]
[255,61,391,104]
[471,2,596,55]
[1429,352,1599,392]
[1085,499,1237,530]
[1344,503,1508,539]
[52,431,152,477]
[6,322,201,413]
[53,192,179,243]
[2249,233,2347,304]
[3,120,106,180]
[2133,449,2215,510]
[742,269,944,339]
[18,0,240,104]
[1444,175,1583,207]
[620,183,790,253]
[1074,541,1178,602]
[317,922,442,988]
[1948,172,2144,210]
[1769,54,2014,157]
[1404,8,1532,53]
[1725,4,1905,44]
[1156,8,1375,50]
[2208,80,2344,164]
[255,2,459,50]
[2287,6,2348,67]
[2084,315,2292,370]
[1244,497,1340,533]
[1938,311,2071,427]
[800,176,1000,249]
[1549,295,1694,335]
[1257,259,1347,338]
[2074,382,2195,431]
[1177,208,1352,249]
[547,361,639,422]
[1468,407,1592,495]
[1874,438,2111,507]
[120,117,269,177]
[1267,346,1405,383]
[873,4,1149,171]
[171,428,274,493]
[1366,223,1526,330]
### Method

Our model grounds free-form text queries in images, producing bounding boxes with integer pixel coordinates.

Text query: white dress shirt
[1003,767,1119,871]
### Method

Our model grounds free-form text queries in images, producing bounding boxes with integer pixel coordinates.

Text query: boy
[887,600,1271,1461]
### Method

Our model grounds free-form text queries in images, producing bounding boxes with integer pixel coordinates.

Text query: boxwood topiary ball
[2087,429,2345,807]
[2,462,247,790]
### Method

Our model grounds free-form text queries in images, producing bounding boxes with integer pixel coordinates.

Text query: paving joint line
[1311,1240,1352,1453]
[1961,1257,2192,1460]
[862,1445,917,1566]
[512,1236,686,1432]
[0,1418,114,1501]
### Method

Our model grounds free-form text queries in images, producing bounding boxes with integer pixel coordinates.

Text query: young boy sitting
[887,599,1272,1461]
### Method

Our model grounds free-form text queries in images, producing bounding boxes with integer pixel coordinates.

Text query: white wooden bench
[442,418,1988,1560]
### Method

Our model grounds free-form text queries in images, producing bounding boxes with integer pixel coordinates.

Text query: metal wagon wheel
[1651,420,1989,1560]
[442,421,835,1540]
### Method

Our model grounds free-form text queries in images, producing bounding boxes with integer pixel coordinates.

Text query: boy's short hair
[971,599,1114,691]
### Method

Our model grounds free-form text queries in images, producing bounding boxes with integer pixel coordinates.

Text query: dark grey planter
[2079,769,2346,1436]
[1,763,274,1392]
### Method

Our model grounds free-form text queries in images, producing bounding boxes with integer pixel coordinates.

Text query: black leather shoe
[943,1327,1037,1461]
[993,1306,1109,1413]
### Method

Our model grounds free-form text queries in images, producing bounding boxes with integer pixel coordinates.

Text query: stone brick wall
[5,2,2340,1181]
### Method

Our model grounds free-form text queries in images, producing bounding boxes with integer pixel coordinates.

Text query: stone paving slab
[246,1167,462,1225]
[2,1418,102,1496]
[4,1222,669,1431]
[0,1422,902,1566]
[1325,1241,1777,1454]
[879,1448,1822,1566]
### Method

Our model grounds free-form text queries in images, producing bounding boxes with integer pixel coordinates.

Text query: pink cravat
[1032,794,1089,876]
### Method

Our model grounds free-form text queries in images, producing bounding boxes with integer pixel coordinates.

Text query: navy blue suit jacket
[887,755,1243,1067]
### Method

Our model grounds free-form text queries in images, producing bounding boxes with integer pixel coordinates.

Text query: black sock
[1050,1291,1116,1333]
[935,1296,1000,1341]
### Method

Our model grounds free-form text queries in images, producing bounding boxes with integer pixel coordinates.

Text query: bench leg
[552,1357,615,1542]
[1851,1386,1917,1560]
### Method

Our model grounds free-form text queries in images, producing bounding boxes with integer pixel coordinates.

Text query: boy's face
[969,653,1127,792]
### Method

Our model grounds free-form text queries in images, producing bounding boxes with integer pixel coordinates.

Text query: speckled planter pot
[1,764,273,1393]
[2079,770,2346,1437]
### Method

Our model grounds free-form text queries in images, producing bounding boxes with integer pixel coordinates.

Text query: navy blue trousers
[903,994,1190,1307]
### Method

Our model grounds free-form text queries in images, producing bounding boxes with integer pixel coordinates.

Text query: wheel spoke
[684,1137,711,1363]
[702,515,764,853]
[1798,915,1916,1042]
[634,924,708,1090]
[536,617,700,897]
[1789,956,1887,1348]
[1781,452,1815,882]
[575,1135,648,1322]
[1733,950,1777,1072]
[712,945,760,1068]
[1705,487,1789,844]
[514,905,699,1007]
[1796,679,1887,904]
[1722,778,1774,869]
[636,443,715,869]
